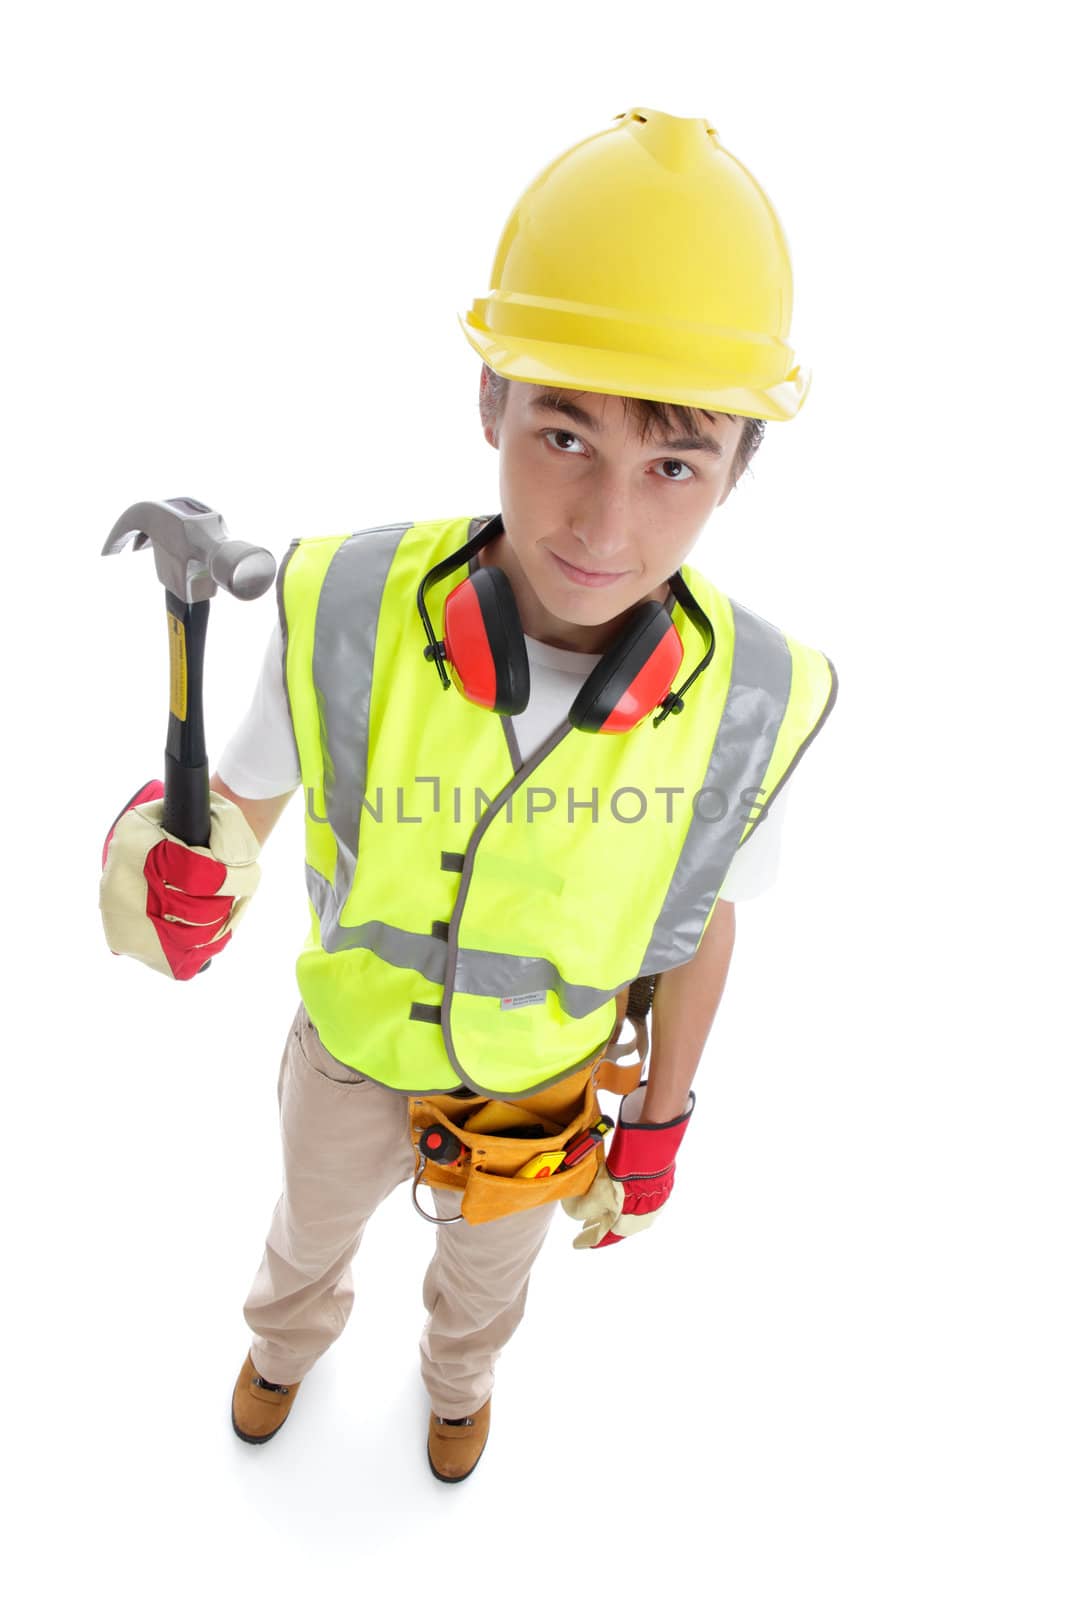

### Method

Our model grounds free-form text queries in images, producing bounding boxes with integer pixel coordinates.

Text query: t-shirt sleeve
[717,774,792,902]
[215,620,302,800]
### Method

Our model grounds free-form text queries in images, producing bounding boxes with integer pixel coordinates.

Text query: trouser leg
[418,1186,557,1417]
[241,1003,412,1384]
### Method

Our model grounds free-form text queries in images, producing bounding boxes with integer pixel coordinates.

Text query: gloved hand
[561,1081,694,1250]
[100,779,262,981]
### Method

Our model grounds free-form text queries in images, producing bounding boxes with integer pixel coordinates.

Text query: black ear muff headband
[416,513,716,733]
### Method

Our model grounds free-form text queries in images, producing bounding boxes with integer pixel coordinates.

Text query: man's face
[481,380,744,652]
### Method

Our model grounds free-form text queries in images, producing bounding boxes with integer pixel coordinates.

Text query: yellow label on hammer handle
[167,613,188,721]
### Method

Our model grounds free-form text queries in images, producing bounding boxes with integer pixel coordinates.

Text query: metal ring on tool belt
[411,1151,466,1225]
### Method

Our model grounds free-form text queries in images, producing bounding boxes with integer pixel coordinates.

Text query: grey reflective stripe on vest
[283,522,412,951]
[638,598,793,973]
[301,526,794,1013]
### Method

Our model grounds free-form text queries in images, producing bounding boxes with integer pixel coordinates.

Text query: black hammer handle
[161,589,214,975]
[156,588,212,972]
[161,589,212,848]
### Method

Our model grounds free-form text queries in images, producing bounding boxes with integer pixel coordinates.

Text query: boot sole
[232,1407,291,1445]
[427,1445,483,1482]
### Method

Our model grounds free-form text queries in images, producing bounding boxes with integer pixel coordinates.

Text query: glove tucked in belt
[562,1080,694,1250]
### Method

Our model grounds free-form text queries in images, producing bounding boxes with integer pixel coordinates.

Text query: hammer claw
[100,497,276,604]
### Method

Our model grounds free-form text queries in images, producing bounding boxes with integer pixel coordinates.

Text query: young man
[100,106,838,1484]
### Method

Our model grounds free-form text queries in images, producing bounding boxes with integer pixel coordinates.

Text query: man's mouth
[549,550,629,587]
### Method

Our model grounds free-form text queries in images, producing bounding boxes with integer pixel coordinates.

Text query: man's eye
[544,429,585,453]
[656,459,694,482]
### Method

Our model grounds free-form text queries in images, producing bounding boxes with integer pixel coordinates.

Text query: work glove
[562,1081,694,1250]
[100,779,262,981]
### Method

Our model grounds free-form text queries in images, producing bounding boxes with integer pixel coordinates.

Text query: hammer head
[102,496,276,603]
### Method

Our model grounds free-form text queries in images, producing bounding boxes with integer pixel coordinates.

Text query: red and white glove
[562,1081,694,1250]
[100,779,261,981]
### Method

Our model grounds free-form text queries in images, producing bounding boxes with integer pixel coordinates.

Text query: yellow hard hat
[458,106,809,422]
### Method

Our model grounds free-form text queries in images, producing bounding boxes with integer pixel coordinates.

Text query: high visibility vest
[278,514,838,1098]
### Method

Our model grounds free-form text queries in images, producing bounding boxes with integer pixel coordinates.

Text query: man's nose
[571,475,632,561]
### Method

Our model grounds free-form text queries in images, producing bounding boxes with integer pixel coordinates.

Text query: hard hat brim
[458,311,810,423]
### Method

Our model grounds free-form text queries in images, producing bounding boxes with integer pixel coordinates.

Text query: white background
[3,2,1064,1595]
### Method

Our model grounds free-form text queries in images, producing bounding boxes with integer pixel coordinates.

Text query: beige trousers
[241,1003,557,1417]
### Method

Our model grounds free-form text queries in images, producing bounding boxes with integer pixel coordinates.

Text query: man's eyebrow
[528,393,724,456]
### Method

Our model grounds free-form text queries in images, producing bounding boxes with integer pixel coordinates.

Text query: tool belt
[407,978,654,1226]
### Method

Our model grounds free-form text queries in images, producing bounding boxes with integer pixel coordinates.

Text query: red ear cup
[442,566,531,715]
[568,604,683,733]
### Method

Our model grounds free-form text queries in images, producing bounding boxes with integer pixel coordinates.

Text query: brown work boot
[427,1396,491,1482]
[231,1349,302,1444]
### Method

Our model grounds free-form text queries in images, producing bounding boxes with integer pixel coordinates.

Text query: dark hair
[478,364,766,488]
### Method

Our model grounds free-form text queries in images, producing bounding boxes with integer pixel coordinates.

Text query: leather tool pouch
[408,1067,604,1226]
[407,983,653,1226]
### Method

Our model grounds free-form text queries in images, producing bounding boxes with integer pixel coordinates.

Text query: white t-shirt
[216,621,791,901]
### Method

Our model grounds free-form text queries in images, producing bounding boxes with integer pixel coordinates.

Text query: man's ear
[479,365,499,448]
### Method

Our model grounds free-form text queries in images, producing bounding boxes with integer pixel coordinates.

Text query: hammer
[102,497,276,850]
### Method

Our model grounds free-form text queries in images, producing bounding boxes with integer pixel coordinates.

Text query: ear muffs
[443,566,530,716]
[444,571,684,733]
[417,512,716,734]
